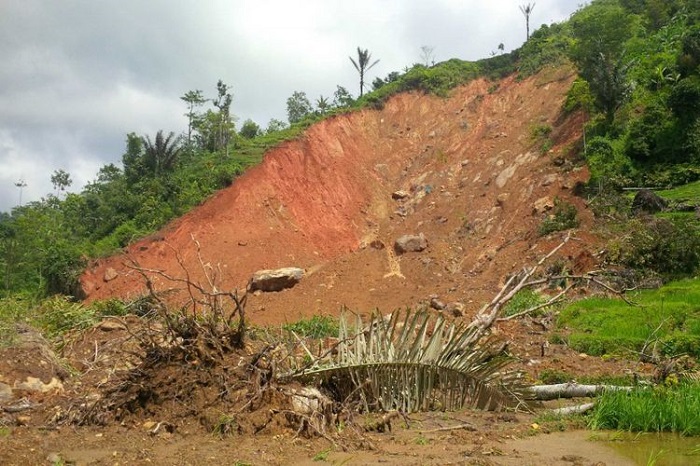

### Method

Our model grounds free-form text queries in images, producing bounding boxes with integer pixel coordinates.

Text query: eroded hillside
[81,66,596,325]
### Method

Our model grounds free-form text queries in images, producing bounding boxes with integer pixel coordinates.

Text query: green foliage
[589,382,700,435]
[558,278,700,357]
[530,123,554,154]
[31,296,97,338]
[283,315,339,339]
[286,91,313,124]
[539,198,580,235]
[606,216,700,278]
[238,119,260,139]
[502,288,548,317]
[585,136,635,184]
[517,22,574,78]
[569,0,639,121]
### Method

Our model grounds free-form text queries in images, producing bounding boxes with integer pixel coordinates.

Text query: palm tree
[520,3,536,41]
[349,47,380,97]
[283,309,523,412]
[142,130,182,177]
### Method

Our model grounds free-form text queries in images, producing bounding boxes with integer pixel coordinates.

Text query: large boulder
[250,267,305,292]
[632,189,667,214]
[394,234,428,254]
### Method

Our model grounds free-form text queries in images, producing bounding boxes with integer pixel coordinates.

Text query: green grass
[503,288,548,317]
[558,278,700,357]
[283,315,339,339]
[657,181,700,204]
[589,382,700,435]
[0,295,131,344]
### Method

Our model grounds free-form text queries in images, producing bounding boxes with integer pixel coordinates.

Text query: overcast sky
[0,0,583,212]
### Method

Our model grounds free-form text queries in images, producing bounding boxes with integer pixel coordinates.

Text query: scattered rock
[394,234,428,254]
[250,267,305,292]
[103,267,118,282]
[46,453,63,464]
[631,189,667,214]
[496,193,508,206]
[15,415,30,426]
[446,302,465,317]
[142,421,157,430]
[392,190,410,200]
[541,173,559,186]
[429,296,446,311]
[0,382,12,402]
[369,240,385,250]
[533,196,554,214]
[98,319,126,332]
[13,376,63,394]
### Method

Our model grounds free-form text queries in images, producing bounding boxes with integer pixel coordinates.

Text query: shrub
[606,216,700,278]
[502,288,548,317]
[539,198,580,235]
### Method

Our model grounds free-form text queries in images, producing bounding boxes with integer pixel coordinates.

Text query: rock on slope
[81,67,597,326]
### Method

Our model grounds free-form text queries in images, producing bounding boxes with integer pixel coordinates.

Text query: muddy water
[602,432,700,466]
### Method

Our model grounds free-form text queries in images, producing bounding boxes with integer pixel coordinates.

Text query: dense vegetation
[2,0,700,302]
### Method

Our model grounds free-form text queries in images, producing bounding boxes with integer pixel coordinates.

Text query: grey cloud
[0,0,582,212]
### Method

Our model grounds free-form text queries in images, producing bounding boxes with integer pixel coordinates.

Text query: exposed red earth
[1,67,651,465]
[81,66,596,328]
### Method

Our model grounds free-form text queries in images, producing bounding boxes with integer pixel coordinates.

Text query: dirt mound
[81,66,596,326]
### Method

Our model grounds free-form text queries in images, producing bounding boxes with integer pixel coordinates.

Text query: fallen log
[527,382,633,401]
[549,402,597,416]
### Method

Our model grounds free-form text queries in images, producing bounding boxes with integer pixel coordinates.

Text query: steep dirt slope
[81,66,595,325]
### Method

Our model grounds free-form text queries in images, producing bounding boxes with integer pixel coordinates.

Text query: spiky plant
[283,309,524,413]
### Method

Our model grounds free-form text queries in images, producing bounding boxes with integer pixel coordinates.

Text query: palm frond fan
[282,309,524,413]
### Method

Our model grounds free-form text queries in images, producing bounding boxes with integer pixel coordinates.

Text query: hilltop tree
[569,1,636,122]
[50,169,72,195]
[520,3,536,41]
[420,45,436,66]
[286,91,313,124]
[180,90,206,146]
[239,119,261,139]
[332,85,354,108]
[349,47,380,97]
[316,95,331,115]
[212,80,234,155]
[142,130,183,177]
[266,118,288,134]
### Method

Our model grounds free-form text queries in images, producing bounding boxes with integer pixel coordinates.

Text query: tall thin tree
[520,3,536,41]
[349,47,380,97]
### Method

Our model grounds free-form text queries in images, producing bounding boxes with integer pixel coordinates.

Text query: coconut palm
[283,309,523,412]
[142,130,182,177]
[520,3,536,40]
[349,47,380,98]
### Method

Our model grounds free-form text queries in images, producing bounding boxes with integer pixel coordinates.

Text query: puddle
[593,432,700,466]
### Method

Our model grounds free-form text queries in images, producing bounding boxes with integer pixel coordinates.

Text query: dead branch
[526,382,633,401]
[466,233,572,344]
[421,423,477,433]
[364,410,401,432]
[548,402,596,416]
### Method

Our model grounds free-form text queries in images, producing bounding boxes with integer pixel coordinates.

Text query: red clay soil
[81,66,596,327]
[0,67,653,466]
